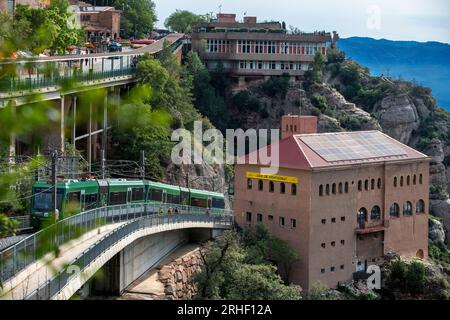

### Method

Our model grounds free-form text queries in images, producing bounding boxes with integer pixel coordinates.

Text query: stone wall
[158,248,202,300]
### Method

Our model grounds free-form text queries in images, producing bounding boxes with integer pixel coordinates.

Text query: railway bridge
[0,203,233,300]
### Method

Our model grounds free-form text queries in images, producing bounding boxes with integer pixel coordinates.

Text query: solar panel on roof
[299,131,407,162]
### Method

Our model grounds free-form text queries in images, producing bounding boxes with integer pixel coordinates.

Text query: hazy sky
[153,0,450,43]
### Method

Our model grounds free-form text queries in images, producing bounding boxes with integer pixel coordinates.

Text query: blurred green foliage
[194,227,301,300]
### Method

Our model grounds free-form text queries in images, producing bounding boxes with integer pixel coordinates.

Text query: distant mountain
[338,37,450,111]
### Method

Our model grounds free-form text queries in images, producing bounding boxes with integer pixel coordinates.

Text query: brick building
[78,4,121,44]
[233,115,430,290]
[192,13,339,83]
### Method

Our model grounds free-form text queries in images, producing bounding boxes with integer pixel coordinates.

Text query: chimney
[281,115,318,139]
[217,13,236,23]
[244,16,257,25]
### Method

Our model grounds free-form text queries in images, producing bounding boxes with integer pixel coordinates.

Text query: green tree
[114,0,156,39]
[184,51,229,130]
[194,229,301,300]
[10,0,83,55]
[164,10,208,33]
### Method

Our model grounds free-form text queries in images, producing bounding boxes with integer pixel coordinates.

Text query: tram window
[191,197,208,208]
[167,193,180,204]
[85,194,98,210]
[131,188,144,201]
[212,197,225,209]
[110,192,127,205]
[150,189,163,202]
[33,188,64,211]
[67,191,81,207]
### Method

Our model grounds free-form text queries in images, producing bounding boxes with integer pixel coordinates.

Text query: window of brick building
[247,178,252,189]
[321,219,326,224]
[394,177,397,187]
[280,183,286,194]
[269,181,275,193]
[371,179,375,190]
[319,185,324,196]
[330,266,335,272]
[419,174,423,184]
[257,213,263,222]
[400,176,404,187]
[321,243,326,248]
[268,215,274,221]
[332,183,336,195]
[341,216,346,222]
[390,203,400,218]
[345,182,349,193]
[416,199,425,214]
[377,178,382,189]
[292,184,297,195]
[246,212,252,222]
[326,184,330,195]
[407,175,411,186]
[340,265,345,270]
[413,174,417,185]
[291,219,297,228]
[338,182,343,194]
[331,218,336,223]
[403,201,412,216]
[321,268,326,274]
[279,217,285,227]
[341,240,345,245]
[358,180,362,191]
[364,179,369,191]
[331,241,336,247]
[258,180,263,191]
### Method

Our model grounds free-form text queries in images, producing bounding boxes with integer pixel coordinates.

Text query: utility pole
[140,150,145,180]
[299,89,302,116]
[51,151,58,223]
[185,171,190,189]
[101,149,106,179]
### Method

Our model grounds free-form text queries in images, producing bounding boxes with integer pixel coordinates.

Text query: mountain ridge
[338,37,450,110]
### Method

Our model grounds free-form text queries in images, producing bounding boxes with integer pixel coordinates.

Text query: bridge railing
[0,68,136,94]
[26,213,232,300]
[0,203,232,284]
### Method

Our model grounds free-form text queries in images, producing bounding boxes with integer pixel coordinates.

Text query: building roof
[242,131,429,170]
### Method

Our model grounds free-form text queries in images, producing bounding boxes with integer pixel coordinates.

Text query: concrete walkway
[0,222,126,300]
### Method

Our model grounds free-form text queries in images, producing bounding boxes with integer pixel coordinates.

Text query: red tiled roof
[240,131,429,170]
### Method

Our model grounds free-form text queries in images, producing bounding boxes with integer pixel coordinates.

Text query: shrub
[310,107,321,117]
[232,91,261,112]
[310,93,328,112]
[261,74,291,98]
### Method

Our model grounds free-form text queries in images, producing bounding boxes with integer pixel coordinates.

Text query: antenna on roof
[219,5,222,14]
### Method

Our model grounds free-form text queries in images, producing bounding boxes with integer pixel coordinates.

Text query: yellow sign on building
[246,172,299,184]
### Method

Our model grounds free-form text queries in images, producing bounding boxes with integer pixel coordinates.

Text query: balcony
[355,221,387,234]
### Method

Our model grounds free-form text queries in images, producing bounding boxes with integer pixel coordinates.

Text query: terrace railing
[0,202,233,285]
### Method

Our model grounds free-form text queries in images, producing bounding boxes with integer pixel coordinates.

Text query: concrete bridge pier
[87,227,223,298]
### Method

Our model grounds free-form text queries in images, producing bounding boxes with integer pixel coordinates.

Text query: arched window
[247,178,253,190]
[407,175,410,186]
[413,174,417,185]
[326,184,330,196]
[371,179,375,190]
[338,182,343,194]
[344,182,349,193]
[377,178,382,189]
[280,183,286,194]
[371,206,381,221]
[358,180,362,191]
[332,183,336,195]
[258,180,263,191]
[419,174,423,184]
[364,180,369,191]
[319,185,323,196]
[400,176,404,187]
[357,208,368,228]
[403,201,412,216]
[291,184,297,195]
[390,203,400,218]
[416,199,425,214]
[269,181,275,193]
[394,177,397,187]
